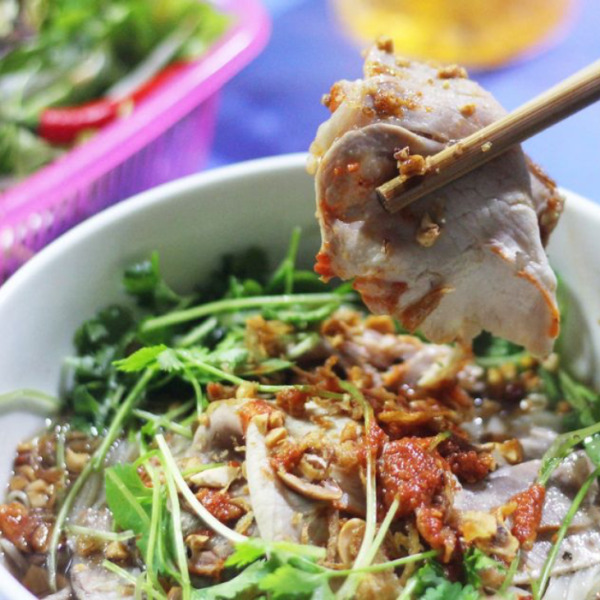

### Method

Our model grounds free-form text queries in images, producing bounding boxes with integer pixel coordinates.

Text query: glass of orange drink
[330,0,574,69]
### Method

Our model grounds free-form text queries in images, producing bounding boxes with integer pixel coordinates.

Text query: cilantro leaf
[259,564,328,599]
[114,345,185,374]
[105,464,152,535]
[123,252,182,313]
[74,305,134,355]
[472,331,525,367]
[406,561,480,600]
[263,302,339,328]
[225,538,270,568]
[193,561,269,599]
[199,247,270,302]
[114,345,169,372]
[463,548,505,589]
[225,538,326,569]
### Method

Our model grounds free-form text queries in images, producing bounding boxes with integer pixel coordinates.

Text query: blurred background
[210,0,599,201]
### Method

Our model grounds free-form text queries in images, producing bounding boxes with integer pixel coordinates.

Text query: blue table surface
[208,0,600,202]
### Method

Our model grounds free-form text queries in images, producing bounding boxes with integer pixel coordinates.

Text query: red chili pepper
[37,61,190,145]
[39,100,120,145]
[129,61,190,104]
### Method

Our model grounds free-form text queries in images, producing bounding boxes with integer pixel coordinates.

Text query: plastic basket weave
[0,0,270,283]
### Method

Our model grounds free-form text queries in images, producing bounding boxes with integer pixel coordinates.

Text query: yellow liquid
[331,0,572,69]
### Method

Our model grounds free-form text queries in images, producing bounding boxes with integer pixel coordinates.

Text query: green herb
[0,388,61,415]
[105,464,152,539]
[192,560,269,600]
[66,524,136,542]
[538,420,600,486]
[92,369,154,469]
[123,252,183,313]
[225,537,326,569]
[472,331,525,367]
[336,381,378,599]
[399,561,479,600]
[103,559,166,600]
[267,226,302,295]
[463,548,505,589]
[213,536,434,600]
[498,551,520,597]
[65,304,136,432]
[156,435,246,544]
[535,465,600,599]
[178,316,218,348]
[0,0,228,177]
[141,292,354,333]
[558,369,600,428]
[134,408,192,439]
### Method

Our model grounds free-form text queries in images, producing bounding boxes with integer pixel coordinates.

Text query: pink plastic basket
[0,0,270,283]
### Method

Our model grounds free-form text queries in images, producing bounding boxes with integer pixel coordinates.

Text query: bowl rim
[2,151,599,313]
[0,151,599,598]
[0,152,307,317]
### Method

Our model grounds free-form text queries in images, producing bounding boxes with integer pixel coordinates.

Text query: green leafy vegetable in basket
[0,0,229,180]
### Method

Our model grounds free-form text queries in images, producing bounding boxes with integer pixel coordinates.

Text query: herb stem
[92,369,154,470]
[48,371,153,589]
[156,435,246,544]
[47,458,95,590]
[535,465,600,599]
[178,316,218,348]
[327,550,438,578]
[475,352,528,368]
[66,525,136,542]
[364,496,400,567]
[145,465,162,593]
[336,382,378,599]
[103,560,166,600]
[538,420,600,486]
[132,408,192,438]
[141,293,352,332]
[159,454,191,600]
[498,550,520,597]
[0,389,61,415]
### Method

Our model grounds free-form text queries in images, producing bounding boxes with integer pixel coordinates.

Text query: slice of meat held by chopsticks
[308,40,564,357]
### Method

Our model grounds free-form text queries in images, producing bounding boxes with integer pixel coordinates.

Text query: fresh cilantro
[403,561,480,600]
[538,366,562,405]
[267,227,301,295]
[463,548,505,589]
[259,564,327,598]
[221,540,330,600]
[115,343,292,386]
[74,305,134,355]
[115,345,170,372]
[558,369,600,428]
[263,302,339,328]
[537,366,600,465]
[192,560,269,599]
[105,464,152,544]
[226,538,326,568]
[105,463,180,582]
[123,252,183,313]
[198,247,270,302]
[472,331,525,367]
[65,305,136,431]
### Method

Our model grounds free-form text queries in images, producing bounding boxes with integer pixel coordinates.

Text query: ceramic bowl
[0,153,598,598]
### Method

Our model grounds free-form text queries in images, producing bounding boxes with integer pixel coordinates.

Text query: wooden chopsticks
[377,59,600,214]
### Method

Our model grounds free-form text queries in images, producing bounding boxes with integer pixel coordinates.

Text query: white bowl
[0,153,599,598]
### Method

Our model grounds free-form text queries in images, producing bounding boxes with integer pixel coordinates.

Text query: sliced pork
[309,42,563,356]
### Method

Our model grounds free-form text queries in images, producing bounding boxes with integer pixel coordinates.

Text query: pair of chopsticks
[377,59,600,214]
